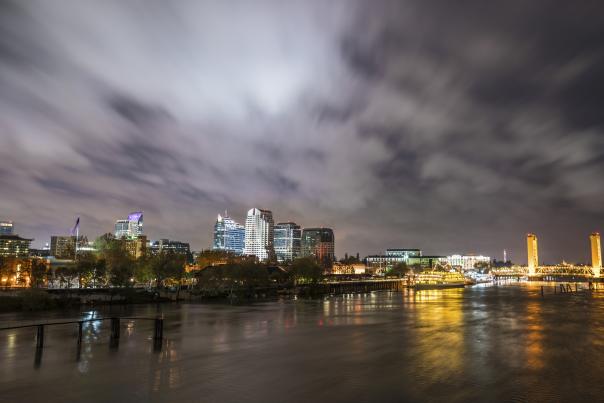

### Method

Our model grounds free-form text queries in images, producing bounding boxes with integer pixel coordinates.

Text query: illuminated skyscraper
[213,213,245,255]
[527,233,538,275]
[301,228,335,267]
[114,220,130,239]
[590,232,602,277]
[114,211,143,239]
[243,208,275,261]
[274,222,301,262]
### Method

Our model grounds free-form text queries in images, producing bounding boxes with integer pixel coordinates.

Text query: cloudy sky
[1,0,603,263]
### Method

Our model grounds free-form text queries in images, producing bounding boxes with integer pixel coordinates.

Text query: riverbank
[0,279,408,312]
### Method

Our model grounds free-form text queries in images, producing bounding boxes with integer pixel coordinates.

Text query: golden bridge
[491,264,598,280]
[492,232,602,281]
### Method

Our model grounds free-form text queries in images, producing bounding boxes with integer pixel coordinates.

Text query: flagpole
[75,223,78,258]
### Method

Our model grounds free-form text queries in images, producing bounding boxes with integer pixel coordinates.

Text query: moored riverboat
[412,271,466,289]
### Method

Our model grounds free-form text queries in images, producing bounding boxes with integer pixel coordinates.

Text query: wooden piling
[110,317,120,340]
[154,318,163,341]
[36,325,44,349]
[77,321,83,345]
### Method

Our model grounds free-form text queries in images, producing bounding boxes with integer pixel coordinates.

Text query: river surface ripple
[1,282,604,402]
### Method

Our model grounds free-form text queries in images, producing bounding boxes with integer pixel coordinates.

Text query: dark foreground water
[1,283,604,402]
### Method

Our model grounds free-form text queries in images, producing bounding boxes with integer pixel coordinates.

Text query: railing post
[36,325,44,349]
[110,317,120,340]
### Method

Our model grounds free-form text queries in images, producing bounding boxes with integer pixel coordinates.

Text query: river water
[1,283,603,402]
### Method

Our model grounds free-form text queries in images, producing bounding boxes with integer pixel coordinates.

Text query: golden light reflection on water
[409,289,465,380]
[525,299,544,370]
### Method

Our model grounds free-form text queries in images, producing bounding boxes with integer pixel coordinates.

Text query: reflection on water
[1,283,604,402]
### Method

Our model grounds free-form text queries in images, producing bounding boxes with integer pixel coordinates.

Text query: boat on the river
[411,270,466,289]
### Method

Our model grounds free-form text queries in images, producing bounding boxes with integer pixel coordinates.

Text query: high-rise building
[114,220,130,239]
[590,232,602,278]
[274,222,301,263]
[114,211,143,239]
[212,213,245,255]
[0,234,32,258]
[243,208,274,261]
[527,233,538,275]
[301,228,335,267]
[0,221,14,235]
[50,235,89,259]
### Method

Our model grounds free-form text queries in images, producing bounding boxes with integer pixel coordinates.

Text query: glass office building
[213,213,245,255]
[301,227,335,267]
[274,222,301,263]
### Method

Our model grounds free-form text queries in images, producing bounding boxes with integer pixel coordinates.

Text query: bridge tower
[590,232,602,278]
[527,233,538,276]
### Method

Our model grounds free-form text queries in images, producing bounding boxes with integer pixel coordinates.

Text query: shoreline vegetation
[1,247,415,313]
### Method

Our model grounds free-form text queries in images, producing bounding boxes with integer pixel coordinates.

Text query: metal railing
[0,316,165,366]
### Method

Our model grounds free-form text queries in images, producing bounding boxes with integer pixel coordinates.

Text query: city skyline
[2,211,602,265]
[1,1,603,262]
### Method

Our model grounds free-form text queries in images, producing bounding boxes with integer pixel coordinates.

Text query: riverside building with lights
[447,254,491,271]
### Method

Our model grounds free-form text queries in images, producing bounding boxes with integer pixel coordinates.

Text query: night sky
[1,1,603,263]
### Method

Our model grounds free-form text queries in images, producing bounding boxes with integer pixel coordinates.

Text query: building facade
[243,208,275,261]
[331,262,366,275]
[212,213,245,255]
[149,239,191,259]
[50,235,89,259]
[447,254,491,271]
[0,221,14,235]
[365,249,421,272]
[50,235,75,259]
[301,228,335,267]
[0,235,32,258]
[274,222,301,263]
[123,235,147,259]
[114,211,143,240]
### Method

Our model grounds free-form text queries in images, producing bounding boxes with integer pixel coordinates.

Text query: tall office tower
[127,211,143,237]
[243,208,275,261]
[114,211,143,239]
[212,213,245,255]
[0,221,13,235]
[274,222,301,263]
[301,228,335,267]
[114,220,130,239]
[527,233,538,275]
[590,232,602,277]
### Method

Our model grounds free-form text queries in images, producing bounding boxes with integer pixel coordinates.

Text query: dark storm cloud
[0,0,603,263]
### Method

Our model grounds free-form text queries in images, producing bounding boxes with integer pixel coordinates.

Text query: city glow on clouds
[0,1,603,262]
